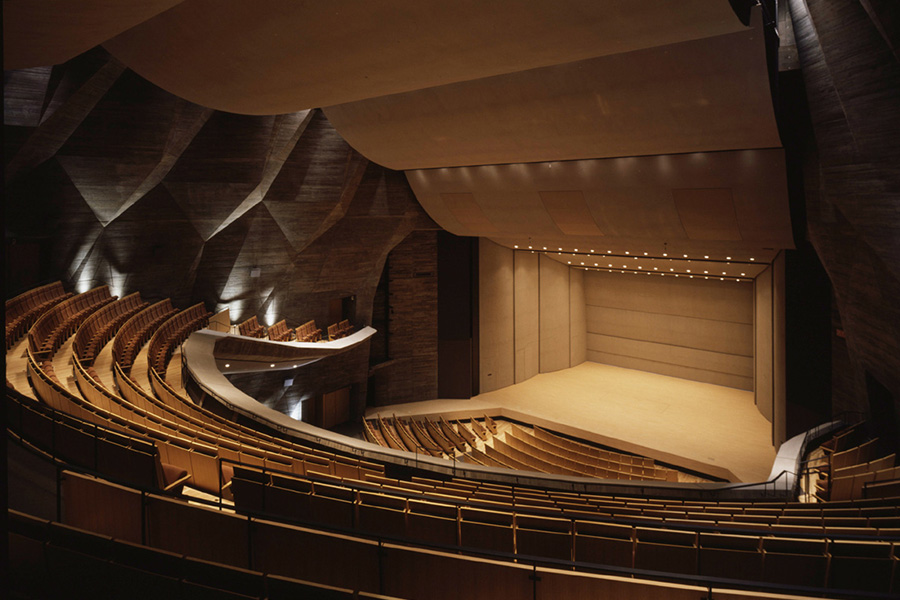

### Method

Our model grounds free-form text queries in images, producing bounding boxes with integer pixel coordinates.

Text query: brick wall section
[368,230,439,406]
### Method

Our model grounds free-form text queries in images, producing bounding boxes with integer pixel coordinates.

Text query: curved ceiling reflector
[325,12,778,169]
[2,0,185,70]
[93,0,745,115]
[407,148,794,255]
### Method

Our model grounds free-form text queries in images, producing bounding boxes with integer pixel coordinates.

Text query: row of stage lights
[512,244,757,263]
[511,245,756,282]
[575,266,749,282]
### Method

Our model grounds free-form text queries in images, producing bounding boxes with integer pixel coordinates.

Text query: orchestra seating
[147,303,212,377]
[296,320,322,342]
[28,285,115,359]
[267,319,294,342]
[73,292,148,365]
[237,315,266,338]
[365,416,675,482]
[113,300,180,372]
[8,508,392,600]
[7,281,900,599]
[5,281,71,350]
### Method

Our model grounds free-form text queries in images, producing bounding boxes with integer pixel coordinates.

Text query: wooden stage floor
[368,362,776,483]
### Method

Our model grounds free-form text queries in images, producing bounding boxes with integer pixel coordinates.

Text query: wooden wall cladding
[4,50,438,413]
[584,270,754,390]
[790,0,900,424]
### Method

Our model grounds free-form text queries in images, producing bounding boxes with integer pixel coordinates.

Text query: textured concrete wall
[3,49,437,417]
[790,0,900,438]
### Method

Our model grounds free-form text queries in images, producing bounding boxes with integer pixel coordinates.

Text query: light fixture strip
[513,246,761,265]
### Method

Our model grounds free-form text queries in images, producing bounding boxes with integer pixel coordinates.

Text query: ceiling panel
[325,12,778,169]
[92,0,745,115]
[408,148,793,255]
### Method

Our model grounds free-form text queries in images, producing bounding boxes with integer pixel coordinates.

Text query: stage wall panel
[584,271,753,390]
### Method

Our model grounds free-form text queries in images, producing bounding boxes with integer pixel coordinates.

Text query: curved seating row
[367,415,674,482]
[73,292,148,365]
[9,508,396,600]
[147,303,212,376]
[113,299,179,372]
[29,285,114,358]
[227,464,900,593]
[7,282,900,598]
[5,281,71,350]
[50,466,900,600]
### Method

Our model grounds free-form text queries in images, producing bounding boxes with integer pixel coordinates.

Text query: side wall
[479,241,586,393]
[754,254,788,446]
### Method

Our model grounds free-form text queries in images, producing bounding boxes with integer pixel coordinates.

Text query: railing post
[247,514,253,570]
[529,563,541,600]
[93,420,99,471]
[378,539,385,595]
[141,490,147,545]
[56,465,62,523]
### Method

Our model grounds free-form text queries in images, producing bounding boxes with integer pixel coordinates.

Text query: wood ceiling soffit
[539,191,604,236]
[441,193,501,234]
[3,0,185,70]
[100,1,745,114]
[325,12,777,170]
[672,188,743,241]
[5,59,125,185]
[410,149,792,251]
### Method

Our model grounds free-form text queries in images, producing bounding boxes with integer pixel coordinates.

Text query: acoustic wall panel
[539,254,571,373]
[585,271,753,389]
[755,265,774,422]
[479,239,515,392]
[514,251,539,383]
[773,252,786,446]
[570,268,587,367]
[479,242,582,392]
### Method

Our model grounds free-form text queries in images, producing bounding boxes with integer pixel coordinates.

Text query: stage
[368,361,776,483]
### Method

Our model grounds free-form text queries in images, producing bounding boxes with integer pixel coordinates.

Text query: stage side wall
[584,270,754,390]
[480,241,585,393]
